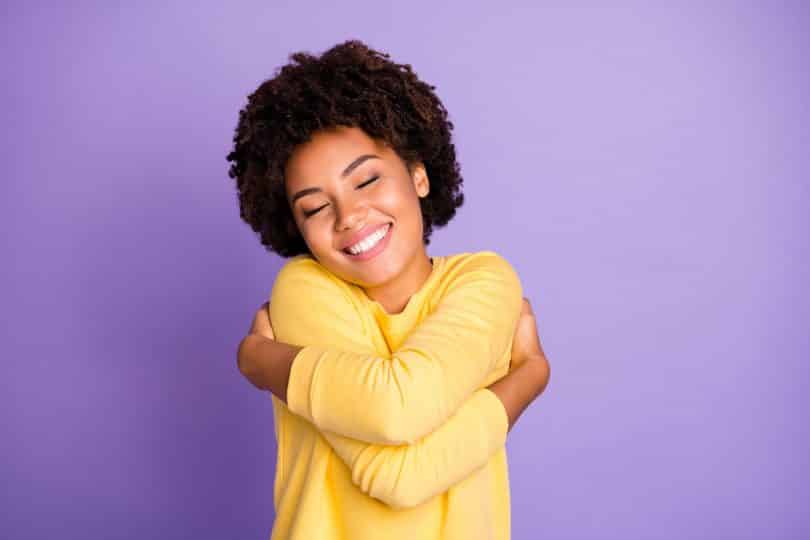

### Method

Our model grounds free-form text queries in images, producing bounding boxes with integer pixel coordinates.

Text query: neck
[364,250,433,315]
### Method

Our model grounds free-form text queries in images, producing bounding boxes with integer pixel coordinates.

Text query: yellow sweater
[267,250,523,540]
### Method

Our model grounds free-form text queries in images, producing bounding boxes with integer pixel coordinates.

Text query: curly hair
[226,40,465,258]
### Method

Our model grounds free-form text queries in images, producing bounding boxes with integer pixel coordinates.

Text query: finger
[249,305,272,335]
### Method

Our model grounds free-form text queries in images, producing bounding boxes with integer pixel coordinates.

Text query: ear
[411,162,430,198]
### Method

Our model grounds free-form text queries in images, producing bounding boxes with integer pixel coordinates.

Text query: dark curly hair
[226,40,465,258]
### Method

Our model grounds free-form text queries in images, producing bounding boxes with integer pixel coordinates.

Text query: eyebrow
[290,154,380,206]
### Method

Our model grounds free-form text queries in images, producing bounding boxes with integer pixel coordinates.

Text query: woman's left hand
[249,301,275,340]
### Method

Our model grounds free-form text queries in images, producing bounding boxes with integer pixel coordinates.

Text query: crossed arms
[237,252,549,509]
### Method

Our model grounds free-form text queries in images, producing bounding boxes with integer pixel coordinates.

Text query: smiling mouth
[342,223,392,256]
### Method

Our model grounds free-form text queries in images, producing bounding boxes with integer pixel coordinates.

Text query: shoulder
[269,256,370,346]
[276,255,346,287]
[429,250,522,312]
[441,250,521,287]
[277,254,326,277]
[272,255,357,302]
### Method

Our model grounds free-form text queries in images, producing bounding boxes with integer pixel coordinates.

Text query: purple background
[2,2,808,539]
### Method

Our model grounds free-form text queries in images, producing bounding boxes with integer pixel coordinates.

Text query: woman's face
[284,126,430,288]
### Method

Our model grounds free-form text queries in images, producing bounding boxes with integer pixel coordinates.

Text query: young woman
[228,40,550,540]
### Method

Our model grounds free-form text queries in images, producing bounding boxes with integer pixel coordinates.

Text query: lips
[342,222,393,261]
[340,222,393,252]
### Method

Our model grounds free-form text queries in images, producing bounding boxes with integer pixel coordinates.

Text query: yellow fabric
[267,250,523,540]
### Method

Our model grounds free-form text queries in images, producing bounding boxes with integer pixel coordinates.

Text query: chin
[343,267,391,288]
[345,258,401,288]
[312,237,405,287]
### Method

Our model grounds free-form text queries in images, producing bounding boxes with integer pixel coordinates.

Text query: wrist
[237,334,266,385]
[237,334,290,396]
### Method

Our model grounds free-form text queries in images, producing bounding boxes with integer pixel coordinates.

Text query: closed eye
[302,176,381,218]
[303,205,327,218]
[358,175,380,188]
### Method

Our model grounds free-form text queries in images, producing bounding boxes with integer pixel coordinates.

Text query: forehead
[284,126,388,186]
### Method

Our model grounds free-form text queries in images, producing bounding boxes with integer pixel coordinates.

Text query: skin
[283,125,433,315]
[238,125,551,430]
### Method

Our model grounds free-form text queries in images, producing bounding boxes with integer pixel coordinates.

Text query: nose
[335,197,369,232]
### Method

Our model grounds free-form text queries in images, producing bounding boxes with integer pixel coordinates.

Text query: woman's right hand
[509,298,547,371]
[488,297,551,431]
[248,301,275,341]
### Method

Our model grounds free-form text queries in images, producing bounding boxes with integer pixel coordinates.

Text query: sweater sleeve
[269,251,522,445]
[268,255,510,508]
[320,388,508,510]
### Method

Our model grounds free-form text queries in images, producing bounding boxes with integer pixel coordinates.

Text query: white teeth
[347,224,389,255]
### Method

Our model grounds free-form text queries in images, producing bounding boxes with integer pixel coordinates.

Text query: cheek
[400,195,424,225]
[379,186,417,217]
[302,222,333,251]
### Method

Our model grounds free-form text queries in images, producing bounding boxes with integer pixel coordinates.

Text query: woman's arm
[320,357,548,510]
[239,301,550,431]
[241,300,550,510]
[239,251,523,445]
[240,332,548,430]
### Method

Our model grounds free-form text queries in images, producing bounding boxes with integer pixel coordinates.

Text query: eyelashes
[304,205,327,218]
[357,175,380,188]
[303,175,380,218]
